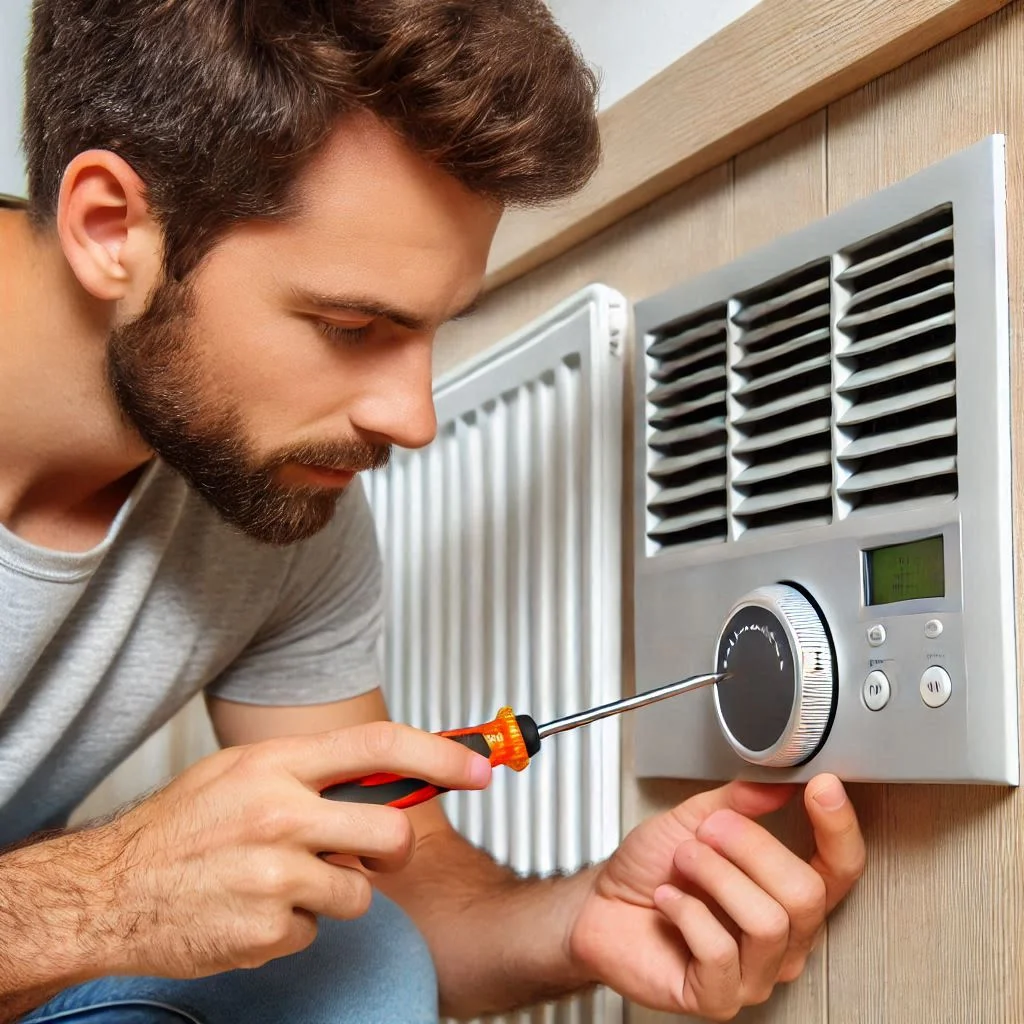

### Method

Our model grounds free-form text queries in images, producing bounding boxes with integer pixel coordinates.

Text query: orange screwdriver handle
[321,708,541,809]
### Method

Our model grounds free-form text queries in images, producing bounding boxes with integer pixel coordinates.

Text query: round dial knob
[713,584,836,768]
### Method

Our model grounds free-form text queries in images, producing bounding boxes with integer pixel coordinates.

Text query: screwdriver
[322,672,726,809]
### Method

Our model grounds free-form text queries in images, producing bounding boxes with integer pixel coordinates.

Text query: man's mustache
[272,439,392,474]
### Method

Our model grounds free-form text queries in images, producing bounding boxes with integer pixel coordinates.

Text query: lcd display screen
[864,535,945,606]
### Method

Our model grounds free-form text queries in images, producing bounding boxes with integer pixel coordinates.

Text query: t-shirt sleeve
[204,478,383,706]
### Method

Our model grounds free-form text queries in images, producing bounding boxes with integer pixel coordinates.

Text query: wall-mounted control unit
[632,136,1018,785]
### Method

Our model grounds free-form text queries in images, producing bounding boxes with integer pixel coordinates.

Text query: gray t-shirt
[0,460,383,846]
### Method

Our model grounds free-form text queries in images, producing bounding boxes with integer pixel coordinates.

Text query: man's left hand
[567,774,864,1020]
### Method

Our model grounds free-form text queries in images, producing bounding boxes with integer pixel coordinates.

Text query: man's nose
[350,337,437,451]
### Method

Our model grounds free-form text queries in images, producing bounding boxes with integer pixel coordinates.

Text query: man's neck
[0,206,152,551]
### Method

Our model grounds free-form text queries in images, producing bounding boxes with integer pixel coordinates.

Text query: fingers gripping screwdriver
[321,672,726,809]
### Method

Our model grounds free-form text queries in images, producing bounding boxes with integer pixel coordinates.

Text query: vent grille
[732,262,833,533]
[836,206,957,512]
[645,304,728,548]
[642,203,963,555]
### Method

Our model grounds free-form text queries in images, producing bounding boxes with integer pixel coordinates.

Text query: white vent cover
[631,136,1017,787]
[366,286,626,1024]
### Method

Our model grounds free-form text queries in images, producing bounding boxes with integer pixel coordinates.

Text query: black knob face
[713,584,836,768]
[715,605,796,754]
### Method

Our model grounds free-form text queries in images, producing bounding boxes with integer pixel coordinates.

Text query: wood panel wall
[437,4,1024,1022]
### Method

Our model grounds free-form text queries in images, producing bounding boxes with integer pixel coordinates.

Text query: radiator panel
[366,286,626,1023]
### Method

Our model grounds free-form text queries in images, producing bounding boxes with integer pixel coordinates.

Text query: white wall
[0,0,31,196]
[548,0,763,111]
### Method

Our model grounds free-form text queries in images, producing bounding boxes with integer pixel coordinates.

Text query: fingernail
[812,777,846,811]
[470,755,492,787]
[654,884,683,904]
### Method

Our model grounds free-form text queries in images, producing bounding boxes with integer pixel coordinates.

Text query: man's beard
[106,276,390,546]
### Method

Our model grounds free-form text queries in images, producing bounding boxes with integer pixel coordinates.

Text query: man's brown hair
[23,0,600,280]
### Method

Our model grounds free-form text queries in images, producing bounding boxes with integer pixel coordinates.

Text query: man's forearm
[0,825,126,1022]
[374,828,600,1019]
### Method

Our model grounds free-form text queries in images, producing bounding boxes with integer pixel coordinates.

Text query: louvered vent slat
[734,481,833,518]
[838,281,954,331]
[838,380,956,427]
[734,352,831,399]
[732,416,831,457]
[837,205,957,512]
[645,304,728,549]
[734,327,830,372]
[838,343,954,392]
[733,381,831,427]
[733,449,831,488]
[731,261,833,535]
[840,311,954,360]
[652,338,727,381]
[836,223,953,283]
[649,445,727,479]
[841,417,956,460]
[839,454,958,494]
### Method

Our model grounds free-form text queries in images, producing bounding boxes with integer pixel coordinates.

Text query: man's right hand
[0,721,491,999]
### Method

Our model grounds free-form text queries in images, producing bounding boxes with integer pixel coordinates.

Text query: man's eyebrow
[292,288,481,332]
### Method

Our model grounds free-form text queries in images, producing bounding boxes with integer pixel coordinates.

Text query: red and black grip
[321,731,492,809]
[320,718,541,809]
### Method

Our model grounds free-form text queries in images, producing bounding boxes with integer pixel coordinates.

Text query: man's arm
[207,688,594,1018]
[0,825,129,1022]
[0,713,490,1024]
[208,688,865,1021]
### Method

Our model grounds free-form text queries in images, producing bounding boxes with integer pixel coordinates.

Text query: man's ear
[56,150,163,302]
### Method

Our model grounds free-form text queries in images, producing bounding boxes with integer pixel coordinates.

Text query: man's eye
[317,321,373,345]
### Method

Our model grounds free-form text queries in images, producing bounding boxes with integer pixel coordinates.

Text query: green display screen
[864,535,945,606]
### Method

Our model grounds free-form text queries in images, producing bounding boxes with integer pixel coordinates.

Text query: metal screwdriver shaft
[536,672,727,739]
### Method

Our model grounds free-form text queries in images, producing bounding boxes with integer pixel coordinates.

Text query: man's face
[107,116,500,545]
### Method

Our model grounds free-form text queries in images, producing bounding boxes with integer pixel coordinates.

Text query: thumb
[805,774,866,911]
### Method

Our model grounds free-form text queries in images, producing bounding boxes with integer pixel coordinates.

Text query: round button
[866,624,887,647]
[714,584,836,768]
[862,670,891,711]
[920,665,952,708]
[924,619,944,639]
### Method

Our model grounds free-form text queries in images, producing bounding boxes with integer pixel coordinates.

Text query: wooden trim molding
[486,0,1012,290]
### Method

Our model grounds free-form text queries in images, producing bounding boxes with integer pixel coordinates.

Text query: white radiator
[365,285,627,1024]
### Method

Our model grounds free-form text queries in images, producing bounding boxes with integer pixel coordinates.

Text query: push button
[866,624,887,647]
[862,670,891,711]
[920,665,952,708]
[924,619,944,639]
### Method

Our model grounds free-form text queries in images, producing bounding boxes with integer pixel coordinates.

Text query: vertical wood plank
[827,5,1024,1023]
[734,112,829,256]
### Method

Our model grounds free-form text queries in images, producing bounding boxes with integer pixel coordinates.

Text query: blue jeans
[19,893,439,1023]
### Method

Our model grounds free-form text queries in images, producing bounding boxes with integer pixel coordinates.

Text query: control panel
[634,520,1017,785]
[631,138,1018,786]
